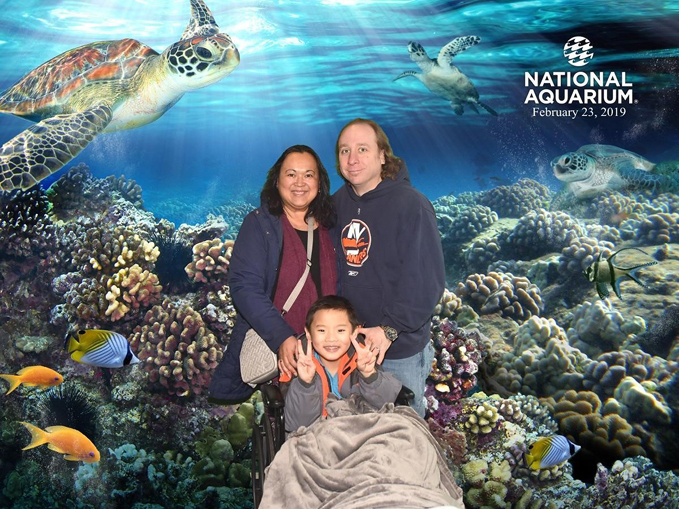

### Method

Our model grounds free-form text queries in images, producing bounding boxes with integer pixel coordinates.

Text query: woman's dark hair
[335,118,403,181]
[305,295,360,331]
[260,145,335,228]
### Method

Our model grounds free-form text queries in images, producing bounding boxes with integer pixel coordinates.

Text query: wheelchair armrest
[395,385,415,406]
[261,383,285,410]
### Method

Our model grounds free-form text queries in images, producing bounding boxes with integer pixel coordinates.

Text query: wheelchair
[250,382,415,508]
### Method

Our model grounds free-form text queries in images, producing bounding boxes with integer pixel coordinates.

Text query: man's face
[337,123,385,196]
[306,309,358,368]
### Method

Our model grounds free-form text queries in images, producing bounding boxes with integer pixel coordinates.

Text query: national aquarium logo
[525,36,634,119]
[563,36,594,67]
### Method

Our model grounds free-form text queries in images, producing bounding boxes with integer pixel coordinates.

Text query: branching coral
[566,300,646,358]
[478,178,551,218]
[185,238,235,284]
[506,209,584,259]
[104,264,162,321]
[129,299,224,396]
[456,271,543,323]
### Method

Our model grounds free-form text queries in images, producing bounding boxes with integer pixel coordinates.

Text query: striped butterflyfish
[65,330,140,368]
[583,247,657,300]
[524,435,581,470]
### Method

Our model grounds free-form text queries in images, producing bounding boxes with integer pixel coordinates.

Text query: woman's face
[277,152,320,214]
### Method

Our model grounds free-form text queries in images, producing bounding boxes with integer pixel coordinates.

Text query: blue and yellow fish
[65,329,140,368]
[524,435,581,470]
[584,247,657,300]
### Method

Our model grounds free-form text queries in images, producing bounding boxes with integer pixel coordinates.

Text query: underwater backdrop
[1,0,679,507]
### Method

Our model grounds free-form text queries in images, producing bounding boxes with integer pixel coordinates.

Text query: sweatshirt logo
[341,219,371,267]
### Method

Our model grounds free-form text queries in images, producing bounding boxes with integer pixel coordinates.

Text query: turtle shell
[577,144,645,162]
[0,38,158,117]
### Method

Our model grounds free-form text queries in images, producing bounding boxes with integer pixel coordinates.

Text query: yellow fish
[19,422,100,463]
[524,435,581,470]
[0,366,63,395]
[65,329,140,368]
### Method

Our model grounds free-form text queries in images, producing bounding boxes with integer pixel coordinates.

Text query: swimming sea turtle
[0,0,239,192]
[393,36,498,116]
[550,144,667,199]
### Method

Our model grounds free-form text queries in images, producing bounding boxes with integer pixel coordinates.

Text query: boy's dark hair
[305,295,360,331]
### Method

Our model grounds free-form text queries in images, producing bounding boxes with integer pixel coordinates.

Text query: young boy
[280,295,402,433]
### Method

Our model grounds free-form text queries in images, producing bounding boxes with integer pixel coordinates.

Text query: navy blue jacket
[209,205,340,402]
[333,163,445,359]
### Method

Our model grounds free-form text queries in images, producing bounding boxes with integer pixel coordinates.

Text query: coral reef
[429,317,486,404]
[506,209,585,258]
[185,238,235,284]
[557,236,614,277]
[478,179,551,218]
[456,271,543,323]
[129,299,224,397]
[565,300,646,358]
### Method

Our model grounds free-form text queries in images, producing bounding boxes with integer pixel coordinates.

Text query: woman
[209,145,338,402]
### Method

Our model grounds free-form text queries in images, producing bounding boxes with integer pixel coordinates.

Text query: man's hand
[295,338,316,384]
[351,337,377,378]
[356,326,392,364]
[277,335,298,378]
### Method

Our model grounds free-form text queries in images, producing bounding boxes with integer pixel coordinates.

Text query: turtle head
[551,151,594,182]
[163,34,239,90]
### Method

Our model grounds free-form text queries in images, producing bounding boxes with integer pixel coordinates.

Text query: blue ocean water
[1,0,679,224]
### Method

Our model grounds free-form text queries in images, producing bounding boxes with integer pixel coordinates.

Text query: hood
[343,161,411,202]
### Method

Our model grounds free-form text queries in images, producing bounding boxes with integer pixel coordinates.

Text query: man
[332,118,445,417]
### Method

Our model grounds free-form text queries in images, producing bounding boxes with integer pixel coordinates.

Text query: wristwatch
[380,325,398,342]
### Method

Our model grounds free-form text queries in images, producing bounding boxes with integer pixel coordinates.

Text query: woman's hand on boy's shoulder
[351,337,378,378]
[296,338,316,384]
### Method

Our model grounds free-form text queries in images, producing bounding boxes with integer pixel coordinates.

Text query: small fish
[583,247,657,299]
[0,366,63,395]
[489,176,511,186]
[19,421,100,463]
[524,435,580,470]
[65,329,140,368]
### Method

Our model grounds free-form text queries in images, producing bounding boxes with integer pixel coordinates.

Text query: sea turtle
[0,0,239,192]
[393,36,497,116]
[550,144,668,199]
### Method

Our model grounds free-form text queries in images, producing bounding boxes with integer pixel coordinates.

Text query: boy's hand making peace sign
[351,337,377,378]
[295,338,316,384]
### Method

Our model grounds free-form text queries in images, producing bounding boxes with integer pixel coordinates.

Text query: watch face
[382,326,397,341]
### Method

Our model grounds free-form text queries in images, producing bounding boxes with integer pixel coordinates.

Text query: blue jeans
[382,342,435,418]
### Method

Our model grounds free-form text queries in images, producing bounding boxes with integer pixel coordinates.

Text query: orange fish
[19,422,100,463]
[0,366,63,395]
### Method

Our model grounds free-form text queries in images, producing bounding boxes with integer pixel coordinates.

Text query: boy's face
[306,308,358,363]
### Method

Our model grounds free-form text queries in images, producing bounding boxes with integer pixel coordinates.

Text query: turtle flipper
[393,71,419,82]
[618,166,666,192]
[407,41,436,73]
[182,0,220,39]
[450,101,464,115]
[437,36,480,70]
[0,104,111,192]
[476,101,498,117]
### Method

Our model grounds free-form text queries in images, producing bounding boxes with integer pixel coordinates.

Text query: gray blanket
[260,395,464,509]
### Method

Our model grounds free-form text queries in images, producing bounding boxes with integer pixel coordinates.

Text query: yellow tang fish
[65,329,140,368]
[524,435,581,470]
[0,366,63,395]
[19,422,100,463]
